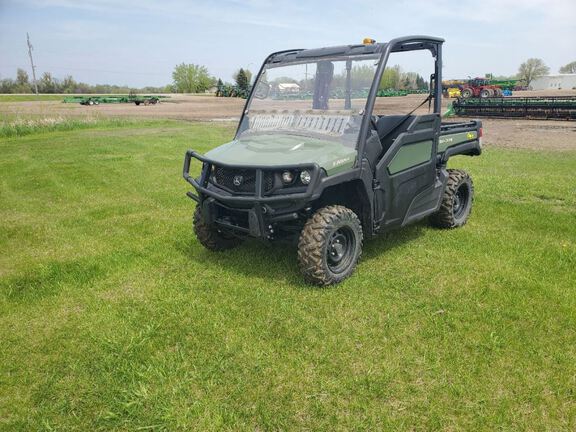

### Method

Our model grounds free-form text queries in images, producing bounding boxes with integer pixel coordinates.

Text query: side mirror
[253,81,270,99]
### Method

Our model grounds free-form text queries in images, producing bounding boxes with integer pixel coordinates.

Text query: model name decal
[332,157,351,167]
[439,132,477,146]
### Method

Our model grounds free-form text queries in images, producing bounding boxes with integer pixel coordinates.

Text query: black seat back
[376,115,415,155]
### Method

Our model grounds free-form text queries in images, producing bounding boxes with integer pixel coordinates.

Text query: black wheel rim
[326,226,356,274]
[453,183,470,219]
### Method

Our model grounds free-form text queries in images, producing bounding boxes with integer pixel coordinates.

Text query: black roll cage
[237,35,444,167]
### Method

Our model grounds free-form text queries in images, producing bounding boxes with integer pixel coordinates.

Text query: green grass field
[1,121,575,430]
[0,94,68,102]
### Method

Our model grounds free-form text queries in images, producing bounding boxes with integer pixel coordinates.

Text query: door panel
[388,140,433,175]
[374,114,440,228]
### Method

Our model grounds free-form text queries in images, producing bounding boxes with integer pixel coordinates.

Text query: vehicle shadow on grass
[174,236,303,285]
[174,222,426,288]
[362,221,427,261]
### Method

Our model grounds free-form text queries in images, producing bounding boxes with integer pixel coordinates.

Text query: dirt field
[1,91,575,150]
[0,94,245,122]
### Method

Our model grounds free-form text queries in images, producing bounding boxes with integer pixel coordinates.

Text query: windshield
[237,55,379,148]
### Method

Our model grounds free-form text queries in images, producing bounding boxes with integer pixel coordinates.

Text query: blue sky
[1,0,574,87]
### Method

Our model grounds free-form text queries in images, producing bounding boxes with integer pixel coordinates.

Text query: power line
[26,33,39,95]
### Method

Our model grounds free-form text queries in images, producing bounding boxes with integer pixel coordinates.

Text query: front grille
[263,171,274,192]
[214,166,256,193]
[212,166,275,194]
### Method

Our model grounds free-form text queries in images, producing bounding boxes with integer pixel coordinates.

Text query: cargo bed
[438,119,482,161]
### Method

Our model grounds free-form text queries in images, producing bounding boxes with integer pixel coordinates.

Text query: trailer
[63,95,169,106]
[452,96,576,120]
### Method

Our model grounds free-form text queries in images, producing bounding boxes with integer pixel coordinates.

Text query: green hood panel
[204,134,356,176]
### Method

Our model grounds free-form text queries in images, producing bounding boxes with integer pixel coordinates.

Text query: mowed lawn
[1,120,575,431]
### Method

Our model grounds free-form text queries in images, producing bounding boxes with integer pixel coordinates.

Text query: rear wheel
[480,89,491,98]
[193,206,242,251]
[429,169,474,229]
[298,205,363,285]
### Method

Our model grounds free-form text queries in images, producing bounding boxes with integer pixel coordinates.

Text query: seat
[375,115,415,155]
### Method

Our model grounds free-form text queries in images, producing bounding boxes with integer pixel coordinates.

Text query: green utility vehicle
[183,36,482,285]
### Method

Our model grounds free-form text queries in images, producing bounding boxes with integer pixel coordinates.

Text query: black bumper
[183,150,322,237]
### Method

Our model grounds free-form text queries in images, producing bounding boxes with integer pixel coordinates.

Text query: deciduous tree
[172,63,214,93]
[379,65,401,90]
[559,61,576,74]
[39,72,56,93]
[517,58,549,88]
[15,68,31,92]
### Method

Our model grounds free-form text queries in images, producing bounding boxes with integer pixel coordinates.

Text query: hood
[204,133,356,176]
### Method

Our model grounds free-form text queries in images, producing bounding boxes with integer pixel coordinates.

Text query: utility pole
[26,32,39,95]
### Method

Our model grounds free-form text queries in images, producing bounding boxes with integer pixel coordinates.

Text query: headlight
[281,171,294,184]
[300,170,311,185]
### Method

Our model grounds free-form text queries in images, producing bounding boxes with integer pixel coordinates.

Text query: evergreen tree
[235,68,249,92]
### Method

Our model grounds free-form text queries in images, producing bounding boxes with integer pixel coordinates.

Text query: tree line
[0,64,250,95]
[379,65,429,91]
[1,59,574,95]
[0,68,170,94]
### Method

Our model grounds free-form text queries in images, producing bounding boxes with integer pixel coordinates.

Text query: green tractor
[183,36,482,285]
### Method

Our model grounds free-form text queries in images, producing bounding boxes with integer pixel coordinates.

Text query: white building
[277,83,300,93]
[530,74,576,91]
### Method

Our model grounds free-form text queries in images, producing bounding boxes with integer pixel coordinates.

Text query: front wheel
[193,206,242,251]
[461,88,473,98]
[429,169,474,229]
[298,205,363,286]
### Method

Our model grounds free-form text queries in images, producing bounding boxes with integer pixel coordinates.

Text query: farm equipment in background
[447,87,461,98]
[63,94,168,106]
[442,79,467,98]
[376,89,428,97]
[377,89,408,97]
[451,96,576,120]
[459,78,503,98]
[443,77,525,99]
[487,79,519,91]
